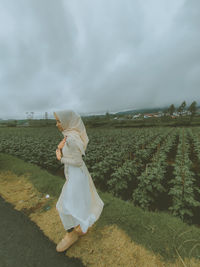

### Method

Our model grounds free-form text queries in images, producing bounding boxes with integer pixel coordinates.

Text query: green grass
[0,152,200,264]
[0,153,63,198]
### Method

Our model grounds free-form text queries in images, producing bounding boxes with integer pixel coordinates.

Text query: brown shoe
[56,230,79,252]
[74,225,88,236]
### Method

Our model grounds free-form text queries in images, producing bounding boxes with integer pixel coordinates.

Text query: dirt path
[0,195,85,267]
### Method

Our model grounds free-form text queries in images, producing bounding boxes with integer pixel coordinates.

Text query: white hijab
[53,109,89,156]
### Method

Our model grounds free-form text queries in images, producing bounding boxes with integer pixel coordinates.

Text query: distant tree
[160,108,168,122]
[188,101,197,122]
[168,104,175,115]
[177,101,186,116]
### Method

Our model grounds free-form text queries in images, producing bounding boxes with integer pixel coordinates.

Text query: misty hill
[114,104,200,116]
[114,107,166,115]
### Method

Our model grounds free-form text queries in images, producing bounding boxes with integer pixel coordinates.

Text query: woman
[54,109,104,252]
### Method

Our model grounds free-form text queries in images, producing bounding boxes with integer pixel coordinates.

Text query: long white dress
[56,135,104,234]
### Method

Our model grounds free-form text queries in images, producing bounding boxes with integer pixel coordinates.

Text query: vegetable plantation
[0,126,200,226]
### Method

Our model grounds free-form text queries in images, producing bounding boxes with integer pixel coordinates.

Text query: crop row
[132,128,178,209]
[168,128,200,222]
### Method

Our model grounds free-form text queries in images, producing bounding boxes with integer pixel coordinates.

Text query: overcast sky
[0,0,200,119]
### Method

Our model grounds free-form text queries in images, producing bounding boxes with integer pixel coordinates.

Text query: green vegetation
[0,152,200,263]
[0,126,200,227]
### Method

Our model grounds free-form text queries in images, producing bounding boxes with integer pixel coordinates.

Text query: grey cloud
[0,0,200,119]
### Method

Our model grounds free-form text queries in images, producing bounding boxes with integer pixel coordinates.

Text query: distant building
[132,113,141,119]
[143,113,154,118]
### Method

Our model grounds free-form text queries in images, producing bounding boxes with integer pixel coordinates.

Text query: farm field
[0,126,200,227]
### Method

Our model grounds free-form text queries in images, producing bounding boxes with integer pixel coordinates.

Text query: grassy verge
[0,153,200,266]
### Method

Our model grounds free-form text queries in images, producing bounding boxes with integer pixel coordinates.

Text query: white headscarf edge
[53,109,89,155]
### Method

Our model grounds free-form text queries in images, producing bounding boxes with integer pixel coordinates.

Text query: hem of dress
[57,208,97,234]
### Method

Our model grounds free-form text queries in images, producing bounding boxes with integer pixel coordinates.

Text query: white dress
[56,135,104,233]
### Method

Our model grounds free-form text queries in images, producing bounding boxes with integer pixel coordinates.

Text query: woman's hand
[56,137,67,161]
[56,148,62,161]
[58,136,67,149]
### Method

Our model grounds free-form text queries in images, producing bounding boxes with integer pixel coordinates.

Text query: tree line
[166,101,198,118]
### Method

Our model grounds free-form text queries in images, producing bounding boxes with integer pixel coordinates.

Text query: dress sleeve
[60,136,84,167]
[66,135,85,156]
